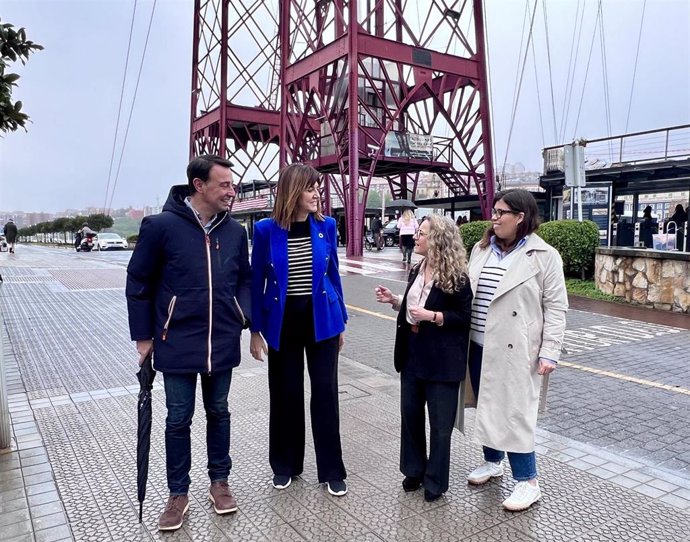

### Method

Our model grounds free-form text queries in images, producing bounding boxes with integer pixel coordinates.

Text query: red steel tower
[190,0,495,256]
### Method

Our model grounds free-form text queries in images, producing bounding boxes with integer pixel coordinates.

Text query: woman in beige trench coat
[464,189,568,512]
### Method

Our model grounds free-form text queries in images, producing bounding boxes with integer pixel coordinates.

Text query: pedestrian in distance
[398,209,418,264]
[665,204,687,234]
[375,214,473,502]
[640,205,654,248]
[463,189,568,511]
[249,163,349,497]
[4,218,18,253]
[126,154,251,531]
[371,215,383,250]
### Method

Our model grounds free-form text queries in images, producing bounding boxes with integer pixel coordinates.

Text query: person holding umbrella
[126,155,251,531]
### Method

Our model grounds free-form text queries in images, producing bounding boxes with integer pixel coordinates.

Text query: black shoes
[402,476,422,492]
[327,479,347,496]
[424,489,442,502]
[272,474,292,490]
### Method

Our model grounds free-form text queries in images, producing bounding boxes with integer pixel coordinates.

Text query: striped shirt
[470,236,527,345]
[287,220,312,296]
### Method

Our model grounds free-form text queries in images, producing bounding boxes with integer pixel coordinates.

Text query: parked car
[382,219,399,247]
[95,233,128,251]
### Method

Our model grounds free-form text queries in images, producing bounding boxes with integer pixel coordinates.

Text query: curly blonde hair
[421,214,468,293]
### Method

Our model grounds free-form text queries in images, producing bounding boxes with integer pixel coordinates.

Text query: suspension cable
[560,0,587,143]
[531,34,545,149]
[501,0,539,181]
[572,2,602,139]
[481,0,498,189]
[598,1,613,144]
[625,0,647,133]
[106,0,158,215]
[541,0,558,143]
[103,0,138,214]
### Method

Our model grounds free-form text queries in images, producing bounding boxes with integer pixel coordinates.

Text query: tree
[87,213,114,232]
[1,18,43,133]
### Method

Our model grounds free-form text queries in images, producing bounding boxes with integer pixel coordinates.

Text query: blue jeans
[469,341,538,481]
[163,370,232,495]
[483,447,537,481]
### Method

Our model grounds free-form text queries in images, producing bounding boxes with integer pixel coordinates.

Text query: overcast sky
[1,0,688,213]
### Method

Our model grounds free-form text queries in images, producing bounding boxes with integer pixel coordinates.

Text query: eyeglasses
[491,208,520,218]
[415,230,428,237]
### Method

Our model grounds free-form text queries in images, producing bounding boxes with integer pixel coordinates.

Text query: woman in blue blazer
[249,163,349,496]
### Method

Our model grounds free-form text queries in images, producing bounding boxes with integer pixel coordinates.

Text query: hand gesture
[375,285,395,304]
[250,332,268,362]
[408,305,432,323]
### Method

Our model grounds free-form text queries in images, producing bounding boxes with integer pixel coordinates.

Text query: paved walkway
[1,246,689,541]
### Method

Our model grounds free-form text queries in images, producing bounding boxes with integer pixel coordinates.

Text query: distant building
[127,209,145,220]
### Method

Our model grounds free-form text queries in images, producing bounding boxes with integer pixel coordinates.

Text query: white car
[96,233,128,251]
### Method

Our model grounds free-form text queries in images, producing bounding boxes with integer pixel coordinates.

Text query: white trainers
[502,480,542,511]
[467,461,504,485]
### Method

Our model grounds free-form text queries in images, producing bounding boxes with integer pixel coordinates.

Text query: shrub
[458,220,491,254]
[537,220,599,278]
[127,234,139,243]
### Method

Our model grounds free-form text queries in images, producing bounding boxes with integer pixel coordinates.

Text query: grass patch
[565,279,619,302]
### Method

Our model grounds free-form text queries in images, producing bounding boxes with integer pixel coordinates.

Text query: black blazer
[394,265,473,381]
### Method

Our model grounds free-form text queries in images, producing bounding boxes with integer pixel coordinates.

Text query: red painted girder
[284,35,349,85]
[358,35,479,79]
[192,105,280,133]
[402,74,472,105]
[284,35,479,87]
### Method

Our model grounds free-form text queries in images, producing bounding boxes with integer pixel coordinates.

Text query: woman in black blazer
[375,214,473,502]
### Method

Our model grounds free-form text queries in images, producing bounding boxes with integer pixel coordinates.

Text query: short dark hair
[187,155,234,193]
[480,189,540,248]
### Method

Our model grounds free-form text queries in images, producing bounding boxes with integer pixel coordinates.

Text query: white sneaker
[467,461,504,485]
[502,480,541,511]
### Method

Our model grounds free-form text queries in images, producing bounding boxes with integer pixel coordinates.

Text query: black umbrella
[386,198,417,211]
[136,353,156,523]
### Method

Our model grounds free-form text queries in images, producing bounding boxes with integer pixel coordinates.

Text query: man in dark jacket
[126,155,251,531]
[371,216,383,250]
[4,218,18,253]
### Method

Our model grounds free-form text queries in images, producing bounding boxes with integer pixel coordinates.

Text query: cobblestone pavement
[1,245,689,541]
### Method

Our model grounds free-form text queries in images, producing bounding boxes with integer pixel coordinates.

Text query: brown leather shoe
[158,495,189,531]
[209,480,238,514]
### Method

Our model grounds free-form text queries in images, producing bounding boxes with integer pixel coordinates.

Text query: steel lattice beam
[190,0,494,256]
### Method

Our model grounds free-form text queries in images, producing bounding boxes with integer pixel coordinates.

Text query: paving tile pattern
[1,246,690,541]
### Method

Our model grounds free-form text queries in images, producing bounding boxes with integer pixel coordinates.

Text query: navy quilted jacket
[126,185,251,374]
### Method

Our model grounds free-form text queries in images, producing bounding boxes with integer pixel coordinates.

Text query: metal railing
[543,124,690,174]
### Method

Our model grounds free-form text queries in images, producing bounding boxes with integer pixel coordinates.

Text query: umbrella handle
[139,502,143,523]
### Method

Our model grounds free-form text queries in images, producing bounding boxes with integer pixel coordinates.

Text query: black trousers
[400,370,460,496]
[267,297,346,483]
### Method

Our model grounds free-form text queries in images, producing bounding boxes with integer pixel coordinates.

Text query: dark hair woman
[249,163,349,497]
[464,189,568,512]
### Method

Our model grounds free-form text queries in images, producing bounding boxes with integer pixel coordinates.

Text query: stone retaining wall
[595,248,690,313]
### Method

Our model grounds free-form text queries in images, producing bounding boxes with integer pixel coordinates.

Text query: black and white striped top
[287,220,312,296]
[470,253,508,345]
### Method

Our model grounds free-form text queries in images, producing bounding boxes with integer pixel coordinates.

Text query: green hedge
[537,220,599,277]
[458,221,491,254]
[127,234,139,243]
[458,219,599,278]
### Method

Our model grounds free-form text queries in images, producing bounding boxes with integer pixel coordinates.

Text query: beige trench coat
[454,234,568,453]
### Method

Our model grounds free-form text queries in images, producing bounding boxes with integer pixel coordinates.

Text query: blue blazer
[250,215,348,350]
